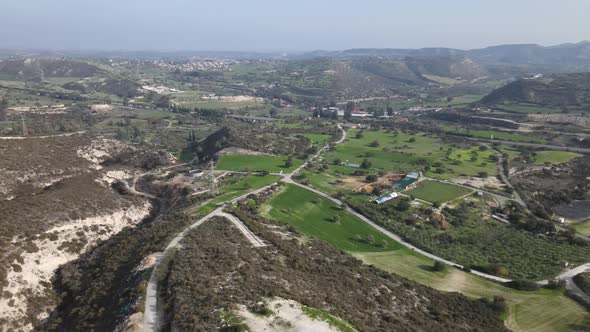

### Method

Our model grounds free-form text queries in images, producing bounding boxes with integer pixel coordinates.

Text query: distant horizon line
[0,40,588,55]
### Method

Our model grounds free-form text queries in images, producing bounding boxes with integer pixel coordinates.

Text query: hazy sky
[1,0,588,51]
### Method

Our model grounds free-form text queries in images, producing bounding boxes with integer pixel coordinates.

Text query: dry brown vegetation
[513,156,590,220]
[0,133,174,330]
[163,208,507,331]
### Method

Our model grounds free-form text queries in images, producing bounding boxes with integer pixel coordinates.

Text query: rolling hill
[0,58,104,81]
[481,72,590,107]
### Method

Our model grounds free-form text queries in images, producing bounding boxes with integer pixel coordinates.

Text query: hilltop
[481,72,590,107]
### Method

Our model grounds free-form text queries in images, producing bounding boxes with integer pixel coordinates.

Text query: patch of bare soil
[77,137,133,167]
[90,104,113,112]
[199,95,263,103]
[354,173,403,193]
[235,297,344,332]
[8,104,67,115]
[164,211,507,331]
[218,147,273,156]
[450,176,505,191]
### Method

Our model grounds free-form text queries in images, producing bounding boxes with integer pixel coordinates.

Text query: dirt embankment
[0,202,152,330]
[0,135,166,330]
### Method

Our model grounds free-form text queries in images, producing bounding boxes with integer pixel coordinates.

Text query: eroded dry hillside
[0,134,165,330]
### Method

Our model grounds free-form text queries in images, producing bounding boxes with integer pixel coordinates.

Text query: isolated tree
[285,156,294,168]
[433,261,446,272]
[386,106,394,116]
[360,159,372,169]
[369,140,380,147]
[365,174,378,182]
[269,108,278,118]
[396,199,411,211]
[333,158,342,165]
[355,131,364,139]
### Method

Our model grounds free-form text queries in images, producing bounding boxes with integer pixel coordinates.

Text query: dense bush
[504,279,540,291]
[40,192,195,331]
[348,200,590,280]
[164,208,507,331]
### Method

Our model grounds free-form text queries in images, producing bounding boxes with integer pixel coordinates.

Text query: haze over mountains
[1,41,589,66]
[307,41,590,65]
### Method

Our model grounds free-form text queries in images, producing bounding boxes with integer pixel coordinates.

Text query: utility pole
[209,161,218,195]
[21,114,28,137]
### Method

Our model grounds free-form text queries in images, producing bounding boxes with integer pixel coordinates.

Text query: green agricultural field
[447,94,483,105]
[302,133,331,144]
[172,90,263,109]
[325,129,498,179]
[216,154,303,173]
[533,151,583,165]
[355,251,589,332]
[442,125,545,144]
[446,146,498,177]
[196,175,280,215]
[406,180,472,204]
[297,165,362,196]
[261,184,401,252]
[423,74,462,85]
[573,220,590,237]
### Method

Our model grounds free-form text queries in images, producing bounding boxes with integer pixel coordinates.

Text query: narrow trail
[0,130,86,140]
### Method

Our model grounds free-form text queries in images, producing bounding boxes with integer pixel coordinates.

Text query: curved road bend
[143,202,272,332]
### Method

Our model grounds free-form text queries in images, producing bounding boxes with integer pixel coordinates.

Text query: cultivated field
[195,174,280,215]
[533,150,583,164]
[324,129,499,179]
[216,154,303,173]
[406,180,473,204]
[261,184,401,252]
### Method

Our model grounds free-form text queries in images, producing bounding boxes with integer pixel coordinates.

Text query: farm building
[393,172,422,191]
[373,192,398,204]
[341,161,360,168]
